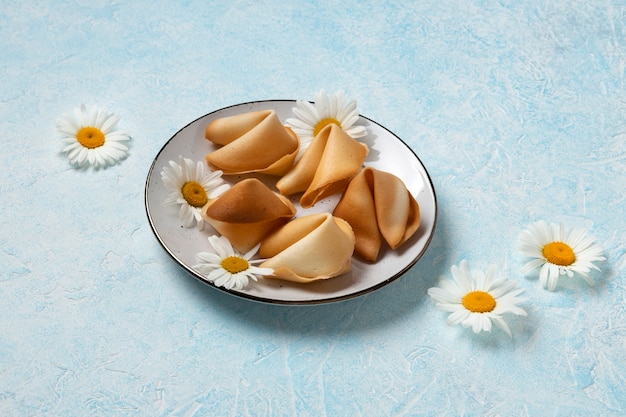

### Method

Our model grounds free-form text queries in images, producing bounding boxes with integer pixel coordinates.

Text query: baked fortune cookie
[276,123,369,208]
[259,213,355,283]
[201,178,296,253]
[333,167,420,262]
[205,110,299,176]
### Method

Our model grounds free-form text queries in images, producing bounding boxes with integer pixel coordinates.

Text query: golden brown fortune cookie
[201,178,296,253]
[276,123,369,208]
[204,110,299,176]
[333,167,420,262]
[259,213,355,283]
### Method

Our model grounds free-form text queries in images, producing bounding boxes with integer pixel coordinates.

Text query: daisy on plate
[518,220,605,291]
[194,235,274,290]
[161,155,229,230]
[427,260,527,337]
[56,104,131,169]
[286,90,367,159]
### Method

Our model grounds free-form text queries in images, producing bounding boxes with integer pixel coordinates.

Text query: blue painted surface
[1,1,625,415]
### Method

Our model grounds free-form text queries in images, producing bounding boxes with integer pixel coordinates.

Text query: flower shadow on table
[179,204,452,338]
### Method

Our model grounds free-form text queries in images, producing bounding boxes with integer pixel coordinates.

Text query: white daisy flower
[56,104,131,168]
[286,90,367,159]
[427,260,527,337]
[161,155,229,230]
[194,235,274,290]
[518,220,605,291]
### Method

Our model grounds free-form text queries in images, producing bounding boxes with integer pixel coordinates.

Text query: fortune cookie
[201,178,296,253]
[333,167,420,262]
[205,110,299,176]
[259,213,355,283]
[276,124,369,208]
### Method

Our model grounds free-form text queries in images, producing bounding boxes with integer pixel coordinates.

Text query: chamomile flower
[194,235,274,290]
[518,221,605,291]
[56,104,131,168]
[286,90,367,159]
[161,155,229,230]
[427,260,527,337]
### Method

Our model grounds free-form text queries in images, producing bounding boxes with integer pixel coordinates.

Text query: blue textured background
[1,1,625,416]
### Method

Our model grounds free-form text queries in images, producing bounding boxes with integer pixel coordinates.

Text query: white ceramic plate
[145,100,437,305]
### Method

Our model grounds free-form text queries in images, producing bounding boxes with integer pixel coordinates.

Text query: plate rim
[144,99,438,306]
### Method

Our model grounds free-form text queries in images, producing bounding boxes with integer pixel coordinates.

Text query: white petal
[427,286,460,304]
[491,316,513,338]
[196,251,221,264]
[450,264,469,293]
[248,266,274,277]
[521,258,546,275]
[100,114,121,134]
[447,309,470,326]
[436,302,465,313]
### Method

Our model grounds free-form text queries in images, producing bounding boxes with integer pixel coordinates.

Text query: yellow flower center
[76,127,105,149]
[181,181,208,208]
[462,291,496,313]
[313,117,341,137]
[221,256,249,274]
[542,241,576,266]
